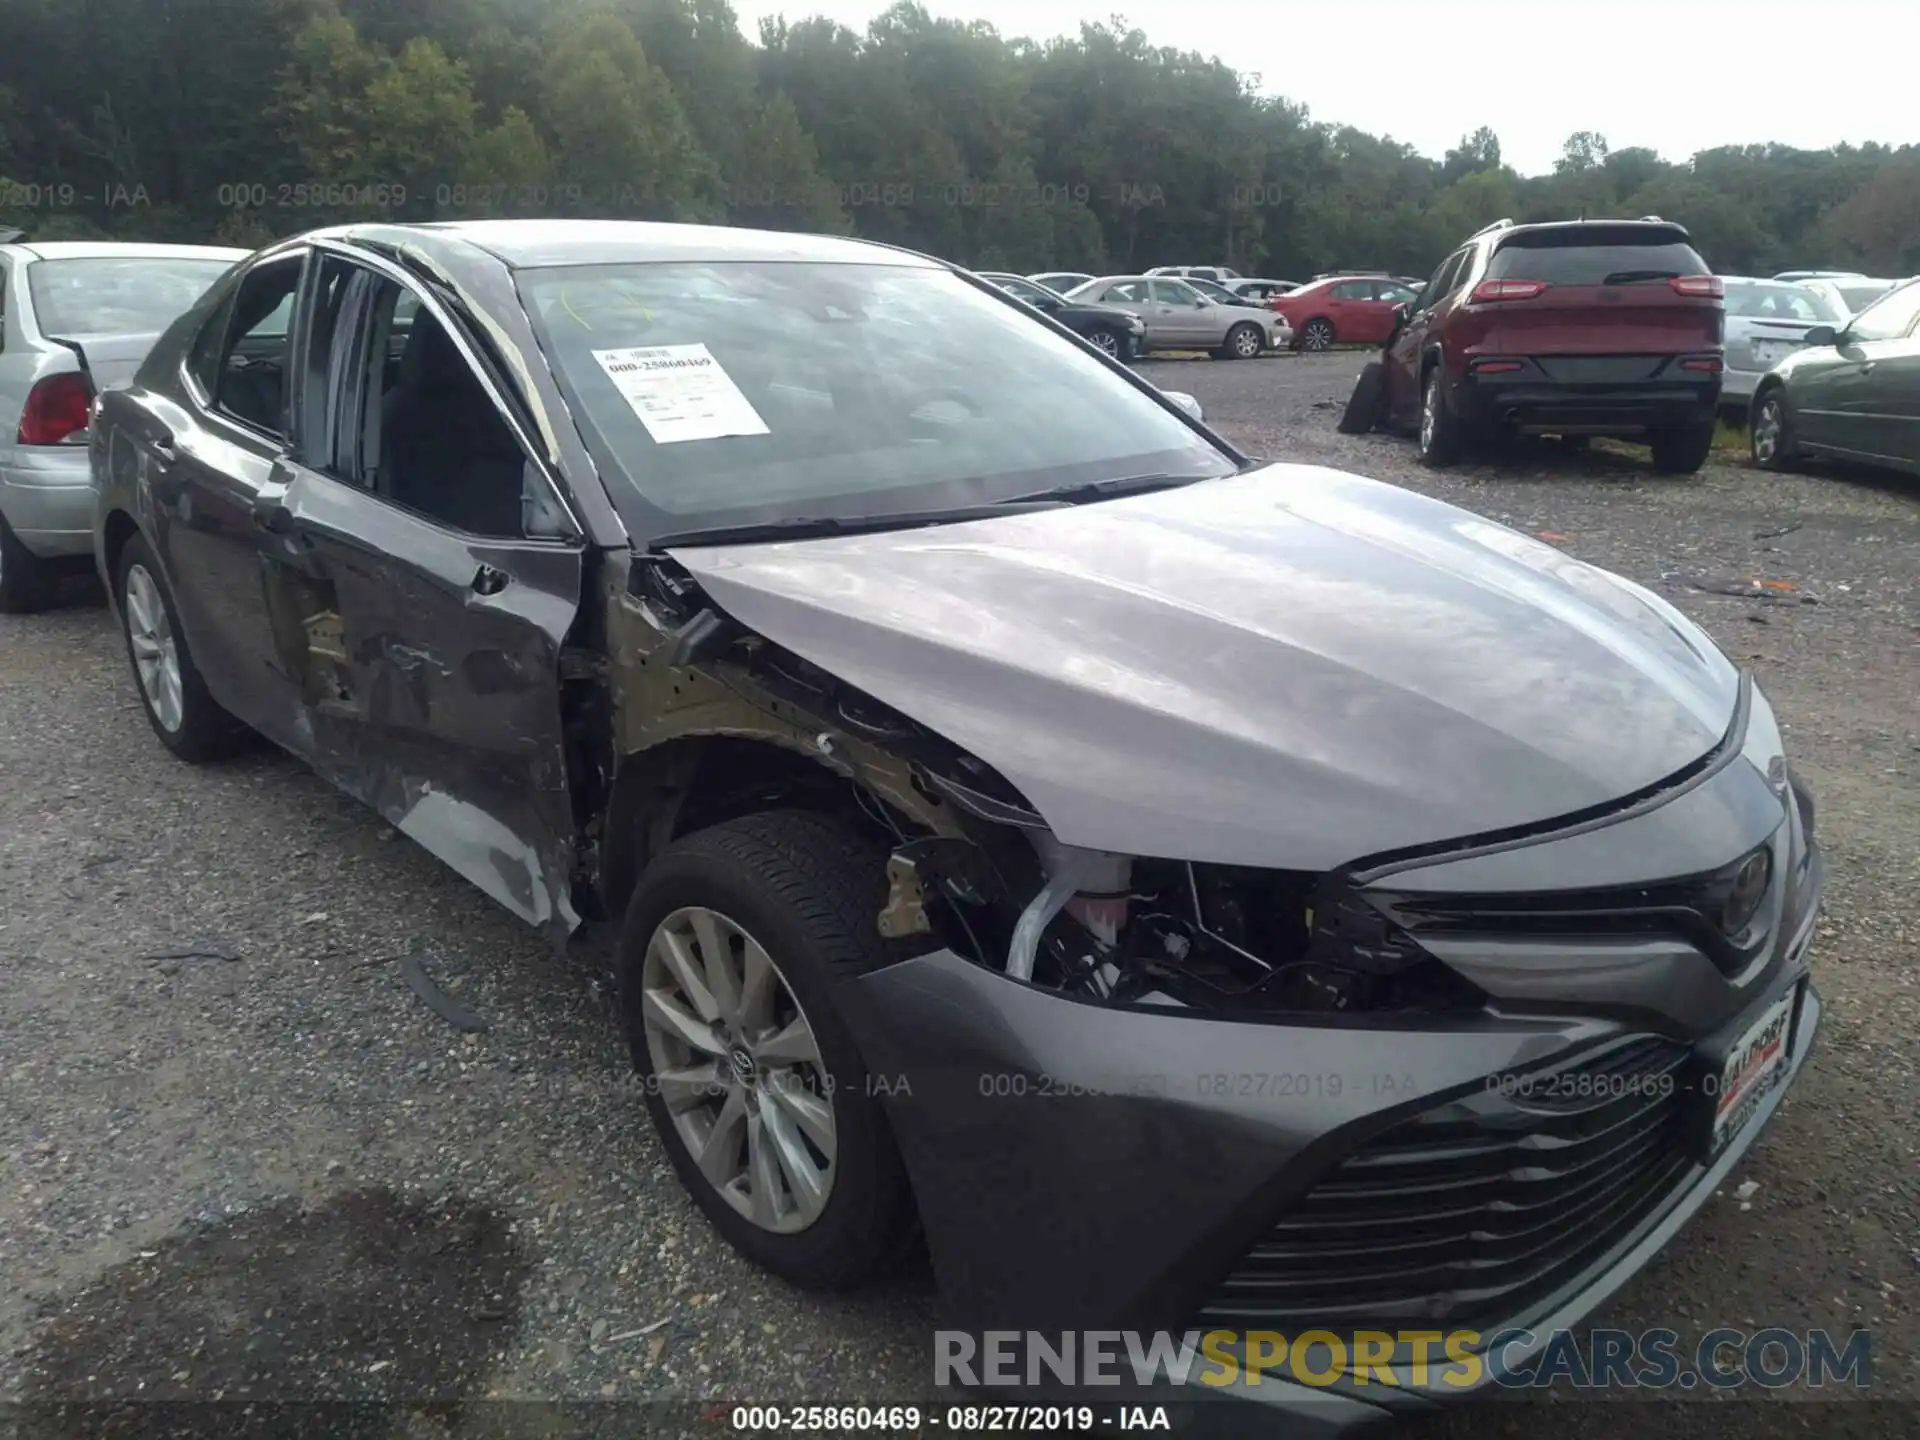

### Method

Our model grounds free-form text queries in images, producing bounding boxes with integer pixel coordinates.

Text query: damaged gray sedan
[93,220,1823,1431]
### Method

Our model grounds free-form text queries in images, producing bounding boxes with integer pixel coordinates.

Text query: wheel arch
[596,732,929,926]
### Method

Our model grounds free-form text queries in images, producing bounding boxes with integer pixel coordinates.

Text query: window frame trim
[304,238,586,545]
[179,248,309,447]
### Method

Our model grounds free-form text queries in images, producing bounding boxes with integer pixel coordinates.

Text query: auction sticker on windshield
[1709,987,1796,1158]
[591,343,769,444]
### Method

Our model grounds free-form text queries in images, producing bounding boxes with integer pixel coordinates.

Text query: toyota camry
[91,220,1822,1432]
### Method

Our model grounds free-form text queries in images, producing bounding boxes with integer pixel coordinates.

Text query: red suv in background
[1272,275,1422,351]
[1378,218,1725,472]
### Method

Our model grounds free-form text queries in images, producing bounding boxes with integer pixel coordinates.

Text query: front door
[263,246,589,938]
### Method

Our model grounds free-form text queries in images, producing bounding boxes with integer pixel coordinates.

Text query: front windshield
[28,257,238,336]
[1722,280,1843,323]
[518,261,1234,536]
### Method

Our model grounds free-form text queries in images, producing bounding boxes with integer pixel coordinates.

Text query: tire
[115,535,252,761]
[617,810,918,1290]
[1650,419,1715,475]
[1417,367,1463,467]
[1750,388,1798,472]
[1219,322,1264,360]
[0,512,56,614]
[1298,318,1335,352]
[1085,327,1124,359]
[1337,361,1384,435]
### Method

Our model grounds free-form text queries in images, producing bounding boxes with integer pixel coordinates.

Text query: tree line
[2,0,1916,280]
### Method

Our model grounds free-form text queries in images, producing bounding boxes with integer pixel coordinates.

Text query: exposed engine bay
[620,552,1486,1017]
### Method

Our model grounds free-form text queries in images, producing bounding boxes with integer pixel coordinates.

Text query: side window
[1410,254,1457,316]
[211,256,303,437]
[1152,280,1200,305]
[1105,282,1146,303]
[1331,281,1372,301]
[330,268,565,541]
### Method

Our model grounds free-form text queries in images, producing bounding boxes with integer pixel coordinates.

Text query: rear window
[28,256,238,336]
[1722,280,1843,323]
[1486,228,1709,286]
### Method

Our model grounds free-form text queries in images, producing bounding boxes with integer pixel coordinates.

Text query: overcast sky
[729,0,1914,176]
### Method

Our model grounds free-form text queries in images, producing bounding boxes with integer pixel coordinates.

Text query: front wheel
[1298,318,1335,352]
[1086,327,1123,359]
[618,811,918,1289]
[1220,322,1265,360]
[1650,420,1715,475]
[1750,390,1798,472]
[1337,361,1384,435]
[115,536,252,761]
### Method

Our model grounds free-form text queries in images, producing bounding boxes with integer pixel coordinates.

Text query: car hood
[668,464,1740,869]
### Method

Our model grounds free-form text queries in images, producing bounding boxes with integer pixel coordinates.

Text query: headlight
[1720,845,1773,939]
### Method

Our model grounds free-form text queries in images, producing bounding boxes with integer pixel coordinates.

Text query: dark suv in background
[1380,218,1726,472]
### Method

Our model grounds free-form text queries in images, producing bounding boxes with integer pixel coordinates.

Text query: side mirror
[1163,390,1204,422]
[1392,303,1410,324]
[1802,324,1838,348]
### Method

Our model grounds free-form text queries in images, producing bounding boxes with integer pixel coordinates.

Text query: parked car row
[1061,275,1292,357]
[3,216,1829,1437]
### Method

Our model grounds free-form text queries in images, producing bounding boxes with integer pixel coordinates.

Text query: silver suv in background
[0,238,245,610]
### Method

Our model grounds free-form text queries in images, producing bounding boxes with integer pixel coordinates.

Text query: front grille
[1195,1034,1696,1329]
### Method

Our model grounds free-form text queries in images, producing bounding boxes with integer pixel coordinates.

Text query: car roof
[327,218,944,271]
[1,241,249,262]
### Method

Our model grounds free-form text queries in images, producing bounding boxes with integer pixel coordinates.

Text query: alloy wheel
[1303,320,1334,352]
[1090,331,1120,357]
[640,905,835,1233]
[124,564,184,733]
[1752,399,1781,464]
[1232,327,1262,358]
[1420,380,1439,454]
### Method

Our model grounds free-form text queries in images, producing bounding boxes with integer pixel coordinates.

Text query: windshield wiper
[1601,269,1682,285]
[998,472,1208,505]
[647,501,1066,550]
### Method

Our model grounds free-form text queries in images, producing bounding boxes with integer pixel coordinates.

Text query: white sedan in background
[1718,277,1849,410]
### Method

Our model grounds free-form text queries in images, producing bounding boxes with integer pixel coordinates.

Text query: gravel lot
[2,350,1914,1437]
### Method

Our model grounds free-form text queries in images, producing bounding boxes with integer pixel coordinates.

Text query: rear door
[147,251,308,723]
[1451,225,1723,371]
[1386,249,1468,424]
[262,245,590,938]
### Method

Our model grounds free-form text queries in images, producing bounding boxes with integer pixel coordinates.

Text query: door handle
[471,564,510,596]
[149,435,177,465]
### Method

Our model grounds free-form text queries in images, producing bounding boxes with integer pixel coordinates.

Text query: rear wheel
[1220,322,1264,360]
[115,536,252,761]
[1417,368,1463,467]
[618,811,918,1289]
[1298,318,1335,352]
[1750,389,1798,472]
[0,513,56,614]
[1337,361,1384,435]
[1650,419,1715,475]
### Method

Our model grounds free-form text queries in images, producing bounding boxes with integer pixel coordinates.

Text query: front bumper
[0,444,95,557]
[833,729,1822,1434]
[1452,361,1720,436]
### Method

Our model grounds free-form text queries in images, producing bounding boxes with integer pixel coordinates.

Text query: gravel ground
[1,350,1914,1437]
